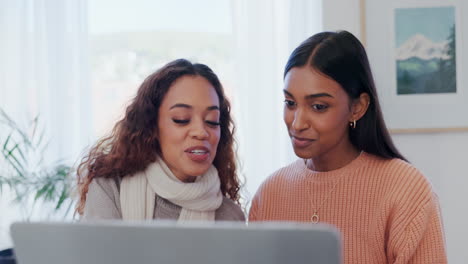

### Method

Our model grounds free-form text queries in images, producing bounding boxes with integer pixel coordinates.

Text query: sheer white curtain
[231,0,322,203]
[0,0,90,249]
[0,0,91,163]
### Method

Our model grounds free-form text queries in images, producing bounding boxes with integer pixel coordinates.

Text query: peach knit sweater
[249,152,447,264]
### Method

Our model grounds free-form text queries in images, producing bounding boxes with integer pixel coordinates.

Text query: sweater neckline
[299,151,369,182]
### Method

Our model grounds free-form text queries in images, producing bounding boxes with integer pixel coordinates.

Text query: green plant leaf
[2,132,12,151]
[55,187,68,210]
[34,183,51,201]
[6,143,26,170]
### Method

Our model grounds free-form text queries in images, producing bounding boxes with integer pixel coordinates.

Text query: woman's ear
[350,93,370,122]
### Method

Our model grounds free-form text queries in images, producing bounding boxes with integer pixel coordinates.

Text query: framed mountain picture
[364,0,468,132]
[395,7,456,95]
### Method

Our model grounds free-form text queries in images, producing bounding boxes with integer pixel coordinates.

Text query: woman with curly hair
[76,59,244,222]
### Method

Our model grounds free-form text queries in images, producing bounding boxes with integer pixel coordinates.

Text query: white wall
[322,0,468,263]
[322,0,363,38]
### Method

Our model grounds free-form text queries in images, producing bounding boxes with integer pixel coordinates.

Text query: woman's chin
[293,149,314,159]
[184,166,212,178]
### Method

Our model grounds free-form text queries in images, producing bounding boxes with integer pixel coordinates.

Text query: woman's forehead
[161,76,220,109]
[284,67,345,98]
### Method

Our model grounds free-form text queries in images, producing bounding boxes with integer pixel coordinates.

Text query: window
[89,0,234,138]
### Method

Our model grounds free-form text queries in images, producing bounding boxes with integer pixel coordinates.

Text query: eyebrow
[305,93,334,99]
[206,105,220,111]
[169,103,220,111]
[283,90,334,99]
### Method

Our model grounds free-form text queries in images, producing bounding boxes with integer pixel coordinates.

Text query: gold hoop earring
[349,120,356,129]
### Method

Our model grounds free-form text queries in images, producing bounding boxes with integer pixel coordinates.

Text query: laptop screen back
[11,221,342,264]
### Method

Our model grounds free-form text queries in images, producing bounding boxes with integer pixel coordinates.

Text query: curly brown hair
[76,59,241,215]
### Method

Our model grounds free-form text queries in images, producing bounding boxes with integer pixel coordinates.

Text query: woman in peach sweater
[249,31,447,263]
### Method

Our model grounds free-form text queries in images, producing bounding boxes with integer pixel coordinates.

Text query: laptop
[11,221,342,264]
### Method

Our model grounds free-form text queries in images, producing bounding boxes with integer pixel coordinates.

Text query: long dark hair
[76,59,241,214]
[284,31,406,161]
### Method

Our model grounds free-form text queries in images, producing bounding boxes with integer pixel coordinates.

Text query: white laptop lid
[11,221,342,264]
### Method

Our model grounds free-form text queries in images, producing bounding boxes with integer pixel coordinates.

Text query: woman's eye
[312,104,328,111]
[172,119,189,124]
[284,99,296,108]
[205,120,220,127]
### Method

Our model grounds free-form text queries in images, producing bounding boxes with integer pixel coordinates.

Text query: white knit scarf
[120,158,222,222]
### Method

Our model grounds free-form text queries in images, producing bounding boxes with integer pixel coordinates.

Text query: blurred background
[0,0,466,262]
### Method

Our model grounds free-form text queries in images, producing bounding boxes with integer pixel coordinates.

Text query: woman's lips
[185,146,210,162]
[291,136,315,148]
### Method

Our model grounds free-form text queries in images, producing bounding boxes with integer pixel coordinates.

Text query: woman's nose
[291,109,310,131]
[189,121,209,140]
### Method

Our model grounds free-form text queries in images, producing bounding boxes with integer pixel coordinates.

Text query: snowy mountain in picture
[396,34,449,61]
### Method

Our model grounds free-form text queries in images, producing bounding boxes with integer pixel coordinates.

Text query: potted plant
[0,108,76,263]
[0,108,74,220]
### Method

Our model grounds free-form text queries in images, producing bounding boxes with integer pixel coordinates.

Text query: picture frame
[362,0,468,134]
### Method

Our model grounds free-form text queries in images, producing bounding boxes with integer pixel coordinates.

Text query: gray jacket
[82,176,246,222]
